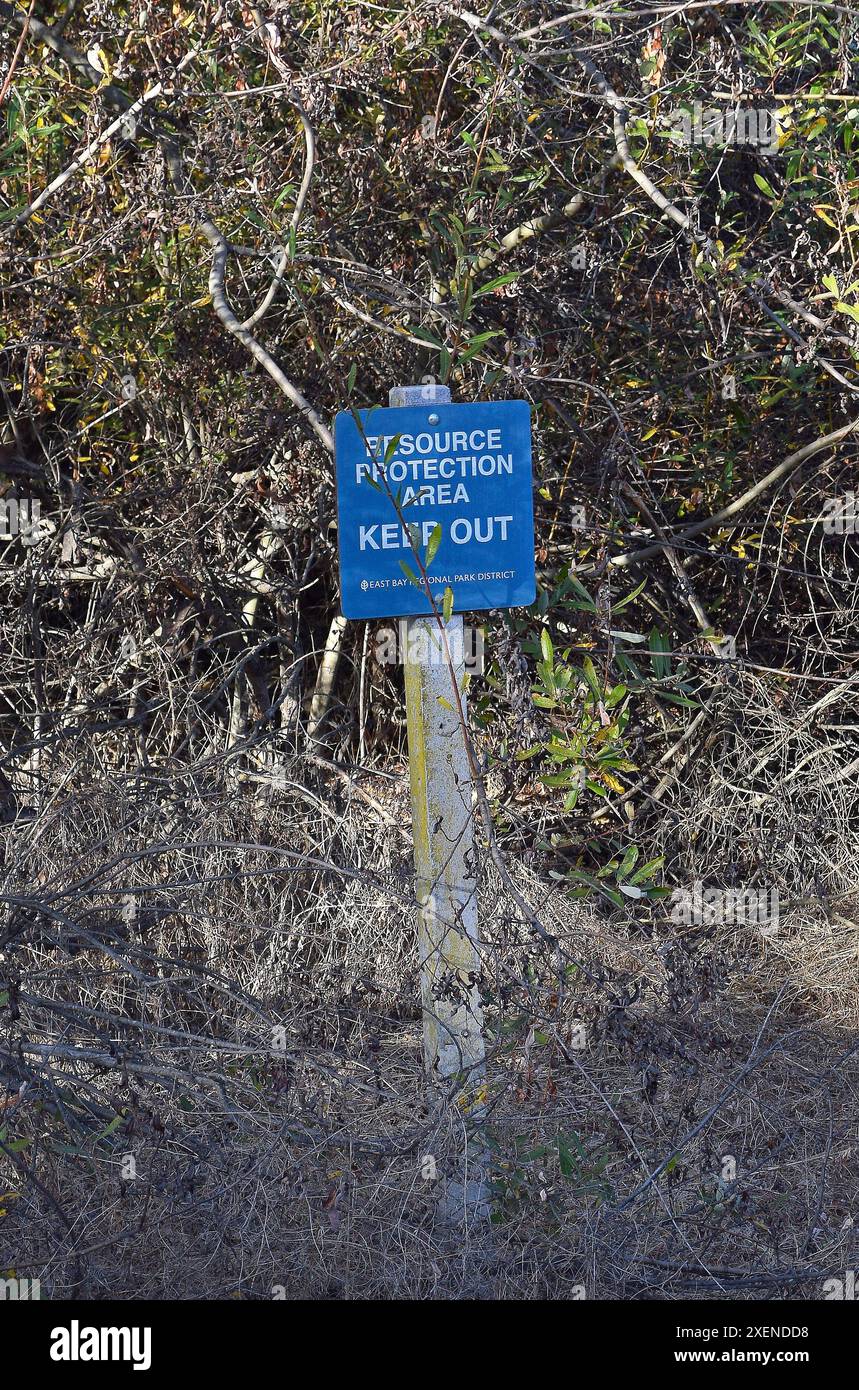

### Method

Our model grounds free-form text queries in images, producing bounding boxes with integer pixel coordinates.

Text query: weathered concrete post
[389,383,488,1221]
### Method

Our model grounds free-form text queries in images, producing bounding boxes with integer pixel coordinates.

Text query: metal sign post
[334,381,535,1219]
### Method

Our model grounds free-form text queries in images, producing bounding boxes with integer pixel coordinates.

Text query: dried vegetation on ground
[1,0,858,1298]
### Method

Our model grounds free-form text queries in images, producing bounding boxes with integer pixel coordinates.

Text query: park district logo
[334,399,534,619]
[50,1320,152,1371]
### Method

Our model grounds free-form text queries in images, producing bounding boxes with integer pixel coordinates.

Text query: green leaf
[582,656,601,699]
[426,522,442,568]
[473,272,519,297]
[540,629,553,663]
[629,855,665,884]
[564,575,598,611]
[442,585,454,623]
[3,1136,30,1153]
[649,628,671,679]
[410,326,445,348]
[656,691,700,709]
[458,330,503,363]
[93,1114,125,1143]
[557,1135,577,1179]
[613,578,647,612]
[399,560,422,590]
[600,885,626,907]
[617,844,639,880]
[753,173,778,200]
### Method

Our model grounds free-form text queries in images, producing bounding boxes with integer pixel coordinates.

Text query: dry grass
[3,680,858,1299]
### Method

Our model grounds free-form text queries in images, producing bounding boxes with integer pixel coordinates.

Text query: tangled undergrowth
[2,1,859,1298]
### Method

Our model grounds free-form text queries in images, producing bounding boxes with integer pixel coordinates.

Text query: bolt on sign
[334,399,535,619]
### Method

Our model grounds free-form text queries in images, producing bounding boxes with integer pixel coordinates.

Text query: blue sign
[334,400,535,620]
